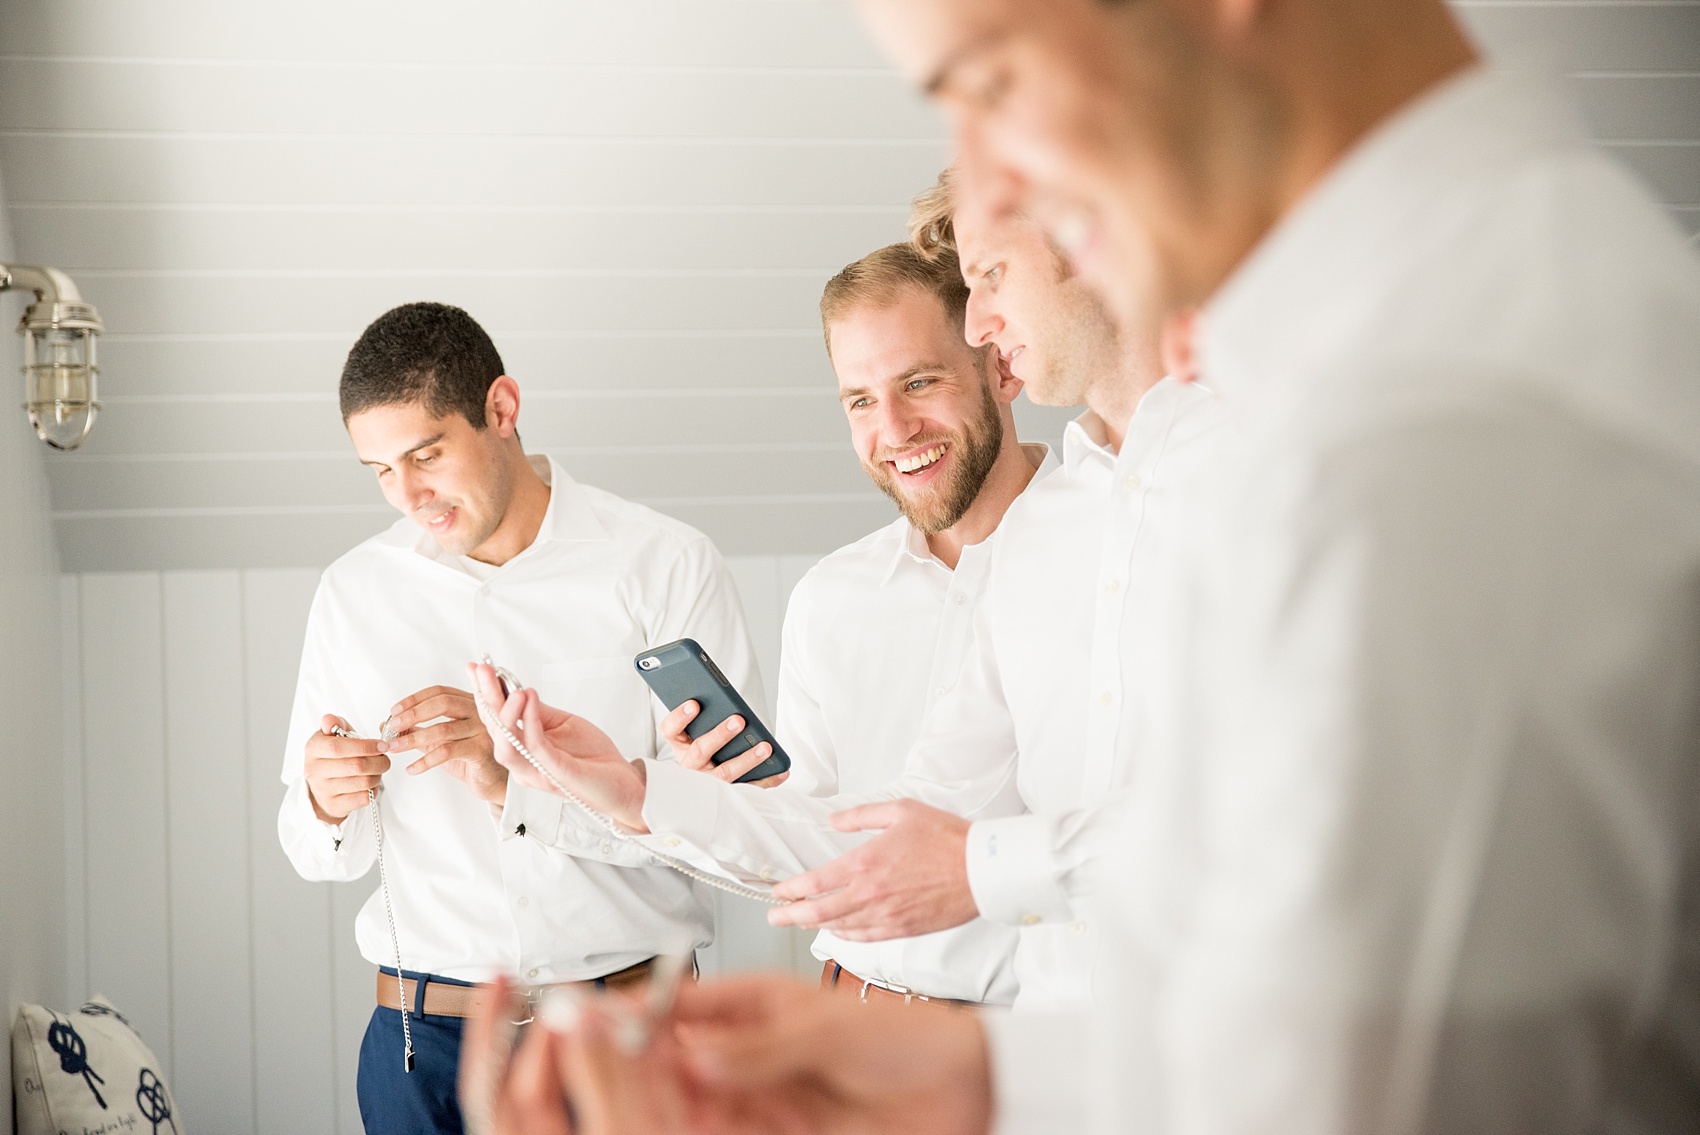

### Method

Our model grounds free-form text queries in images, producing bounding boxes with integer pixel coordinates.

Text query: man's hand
[677,974,994,1135]
[766,799,978,940]
[468,662,651,832]
[459,975,798,1135]
[303,715,391,824]
[659,700,789,789]
[382,685,509,806]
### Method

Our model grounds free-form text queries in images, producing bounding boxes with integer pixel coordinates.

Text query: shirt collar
[880,441,1058,584]
[1200,66,1585,403]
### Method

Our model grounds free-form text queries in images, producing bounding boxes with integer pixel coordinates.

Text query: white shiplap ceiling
[1,0,1696,571]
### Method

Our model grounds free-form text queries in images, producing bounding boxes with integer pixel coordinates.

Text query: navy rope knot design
[46,1016,107,1108]
[137,1068,178,1135]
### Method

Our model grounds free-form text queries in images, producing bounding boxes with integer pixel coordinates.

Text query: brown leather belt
[377,958,657,1019]
[820,961,976,1010]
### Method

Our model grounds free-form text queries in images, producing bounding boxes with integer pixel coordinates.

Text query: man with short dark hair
[277,301,761,1135]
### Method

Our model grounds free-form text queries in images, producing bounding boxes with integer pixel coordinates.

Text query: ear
[1160,308,1201,384]
[987,348,1025,405]
[485,375,522,436]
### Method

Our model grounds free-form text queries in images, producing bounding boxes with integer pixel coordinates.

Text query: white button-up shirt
[991,68,1700,1135]
[642,446,1053,1004]
[278,455,761,983]
[902,377,1228,1009]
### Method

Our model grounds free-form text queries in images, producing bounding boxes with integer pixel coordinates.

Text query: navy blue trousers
[357,970,470,1135]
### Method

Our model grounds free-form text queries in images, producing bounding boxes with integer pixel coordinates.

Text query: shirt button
[1070,921,1087,935]
[600,841,614,855]
[1020,914,1042,927]
[935,688,946,698]
[527,968,540,980]
[1105,578,1121,593]
[953,592,967,605]
[664,837,682,848]
[1123,474,1142,491]
[516,897,529,909]
[1099,692,1114,707]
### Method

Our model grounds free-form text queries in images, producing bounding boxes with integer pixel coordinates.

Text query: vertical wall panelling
[162,571,257,1135]
[78,574,174,1070]
[58,576,87,1011]
[242,568,339,1135]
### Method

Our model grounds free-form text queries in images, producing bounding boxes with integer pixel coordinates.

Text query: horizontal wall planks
[1456,2,1700,73]
[0,135,950,208]
[9,205,909,273]
[10,0,1693,575]
[59,272,834,337]
[0,1,889,69]
[0,59,942,139]
[80,331,841,399]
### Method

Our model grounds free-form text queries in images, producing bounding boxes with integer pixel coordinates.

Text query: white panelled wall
[58,554,819,1135]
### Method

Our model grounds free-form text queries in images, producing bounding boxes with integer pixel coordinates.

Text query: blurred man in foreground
[468,0,1700,1130]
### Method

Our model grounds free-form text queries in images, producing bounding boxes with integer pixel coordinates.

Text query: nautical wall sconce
[0,262,104,450]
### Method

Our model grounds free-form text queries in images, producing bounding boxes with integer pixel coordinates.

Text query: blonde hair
[819,241,970,351]
[908,167,957,260]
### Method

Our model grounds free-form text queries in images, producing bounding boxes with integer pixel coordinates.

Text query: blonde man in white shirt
[469,0,1700,1132]
[738,240,1043,1006]
[498,240,1050,1009]
[276,301,761,1135]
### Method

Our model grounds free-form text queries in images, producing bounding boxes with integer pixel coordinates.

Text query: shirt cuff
[499,778,565,844]
[984,1009,1086,1135]
[965,814,1074,927]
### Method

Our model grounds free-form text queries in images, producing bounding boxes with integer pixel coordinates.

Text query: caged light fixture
[0,262,104,451]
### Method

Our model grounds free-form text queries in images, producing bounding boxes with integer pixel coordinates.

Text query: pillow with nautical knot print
[12,994,182,1135]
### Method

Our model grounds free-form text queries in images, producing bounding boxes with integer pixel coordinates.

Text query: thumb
[320,713,351,735]
[828,800,907,833]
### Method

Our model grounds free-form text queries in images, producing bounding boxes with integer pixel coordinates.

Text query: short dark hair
[339,302,506,426]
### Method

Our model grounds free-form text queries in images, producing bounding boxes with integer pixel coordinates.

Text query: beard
[864,380,1005,535]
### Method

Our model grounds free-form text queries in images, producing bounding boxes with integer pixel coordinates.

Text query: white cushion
[11,995,183,1135]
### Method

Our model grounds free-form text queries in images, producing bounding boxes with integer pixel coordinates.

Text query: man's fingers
[680,714,745,771]
[750,770,790,789]
[709,742,772,784]
[385,714,481,755]
[764,886,870,930]
[827,799,910,833]
[769,852,857,904]
[659,699,700,741]
[468,663,511,719]
[319,713,353,735]
[386,689,475,735]
[317,753,393,779]
[405,738,489,775]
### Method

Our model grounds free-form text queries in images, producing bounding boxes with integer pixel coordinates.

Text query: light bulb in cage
[2,263,104,451]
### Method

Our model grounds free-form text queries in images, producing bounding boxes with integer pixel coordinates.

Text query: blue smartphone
[633,639,790,783]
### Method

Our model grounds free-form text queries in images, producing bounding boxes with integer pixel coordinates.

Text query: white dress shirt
[643,445,1053,1003]
[990,68,1700,1134]
[639,382,1226,1010]
[775,511,1026,1002]
[278,455,761,983]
